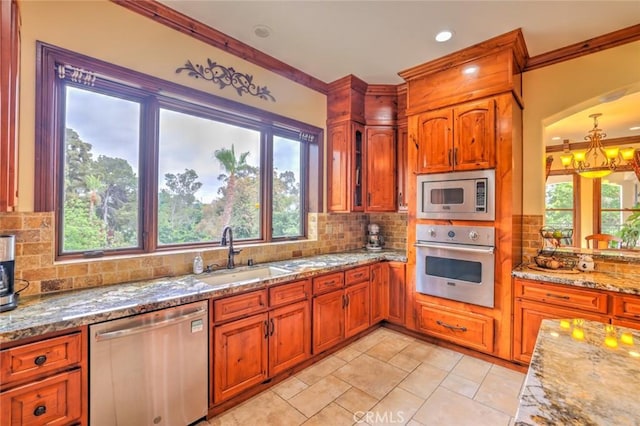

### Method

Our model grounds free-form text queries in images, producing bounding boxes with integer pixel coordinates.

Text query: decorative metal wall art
[176,58,275,102]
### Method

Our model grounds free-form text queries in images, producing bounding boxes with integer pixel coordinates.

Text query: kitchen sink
[198,266,293,286]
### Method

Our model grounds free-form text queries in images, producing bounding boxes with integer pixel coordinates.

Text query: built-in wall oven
[415,224,495,308]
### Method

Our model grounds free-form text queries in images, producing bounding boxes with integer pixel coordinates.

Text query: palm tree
[85,175,103,218]
[214,145,253,227]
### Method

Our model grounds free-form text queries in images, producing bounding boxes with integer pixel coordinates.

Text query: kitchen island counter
[515,318,640,425]
[512,264,640,295]
[0,249,406,343]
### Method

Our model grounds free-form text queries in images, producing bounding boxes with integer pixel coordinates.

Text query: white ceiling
[156,1,640,140]
[158,0,639,85]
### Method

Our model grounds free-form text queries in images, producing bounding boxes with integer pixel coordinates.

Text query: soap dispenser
[193,253,204,274]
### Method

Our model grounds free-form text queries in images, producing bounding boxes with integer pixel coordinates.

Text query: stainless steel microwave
[416,169,495,221]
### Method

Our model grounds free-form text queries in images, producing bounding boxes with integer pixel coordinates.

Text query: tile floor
[202,327,525,426]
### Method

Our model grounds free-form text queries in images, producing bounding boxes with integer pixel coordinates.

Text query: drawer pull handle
[436,320,467,332]
[33,405,47,416]
[325,280,336,286]
[545,293,570,300]
[34,355,47,366]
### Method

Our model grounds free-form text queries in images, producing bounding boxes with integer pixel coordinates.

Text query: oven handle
[414,242,494,254]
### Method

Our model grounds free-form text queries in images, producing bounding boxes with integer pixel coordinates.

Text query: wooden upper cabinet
[396,125,408,211]
[327,122,351,212]
[0,0,20,211]
[453,99,495,171]
[327,122,365,212]
[413,109,453,174]
[412,99,495,174]
[365,127,396,211]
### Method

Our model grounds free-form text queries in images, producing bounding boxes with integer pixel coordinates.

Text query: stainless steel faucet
[220,226,241,269]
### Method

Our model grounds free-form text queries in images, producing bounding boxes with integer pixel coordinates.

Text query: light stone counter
[0,249,406,343]
[512,264,640,295]
[515,319,640,425]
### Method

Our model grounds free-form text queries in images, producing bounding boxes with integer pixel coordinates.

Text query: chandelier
[560,113,635,178]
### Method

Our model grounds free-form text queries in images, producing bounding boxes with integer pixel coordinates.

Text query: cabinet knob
[34,355,47,366]
[33,405,47,417]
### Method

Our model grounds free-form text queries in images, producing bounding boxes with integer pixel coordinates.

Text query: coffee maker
[0,235,17,312]
[366,223,384,251]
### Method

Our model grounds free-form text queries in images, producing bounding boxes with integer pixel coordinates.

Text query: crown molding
[525,24,640,72]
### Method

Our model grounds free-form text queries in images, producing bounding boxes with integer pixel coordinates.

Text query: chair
[585,234,622,249]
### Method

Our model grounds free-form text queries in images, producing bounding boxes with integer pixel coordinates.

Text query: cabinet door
[351,123,365,211]
[327,122,351,212]
[214,313,269,402]
[345,281,370,338]
[387,262,405,325]
[365,127,396,211]
[513,300,605,364]
[269,301,311,376]
[370,262,388,324]
[414,109,453,174]
[396,125,408,211]
[0,0,20,211]
[312,290,344,354]
[453,99,495,171]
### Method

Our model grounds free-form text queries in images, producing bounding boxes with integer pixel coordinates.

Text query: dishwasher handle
[94,307,207,342]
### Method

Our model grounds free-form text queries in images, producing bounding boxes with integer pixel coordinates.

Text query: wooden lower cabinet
[513,299,606,364]
[370,262,388,324]
[214,313,269,402]
[312,290,345,353]
[345,281,371,337]
[415,301,494,353]
[269,301,311,376]
[0,328,86,426]
[1,370,82,425]
[387,262,405,325]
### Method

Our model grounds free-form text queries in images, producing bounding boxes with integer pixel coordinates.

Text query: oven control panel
[416,224,495,246]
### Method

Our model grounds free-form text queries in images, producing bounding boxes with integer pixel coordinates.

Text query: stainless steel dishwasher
[89,301,208,426]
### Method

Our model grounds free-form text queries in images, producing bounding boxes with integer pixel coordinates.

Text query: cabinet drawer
[345,266,370,286]
[514,279,608,314]
[312,272,344,295]
[416,302,494,353]
[612,295,640,320]
[0,369,82,425]
[269,280,310,308]
[214,290,268,323]
[1,333,82,385]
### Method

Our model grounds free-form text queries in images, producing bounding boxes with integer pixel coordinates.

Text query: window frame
[544,173,581,247]
[35,42,322,259]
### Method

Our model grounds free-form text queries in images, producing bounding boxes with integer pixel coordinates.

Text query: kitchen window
[35,43,321,259]
[544,174,579,246]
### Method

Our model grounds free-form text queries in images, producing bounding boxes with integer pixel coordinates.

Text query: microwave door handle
[414,242,494,254]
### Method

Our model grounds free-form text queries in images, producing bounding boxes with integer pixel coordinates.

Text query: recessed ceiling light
[462,65,479,75]
[551,136,561,141]
[630,126,640,131]
[435,30,453,42]
[253,25,272,38]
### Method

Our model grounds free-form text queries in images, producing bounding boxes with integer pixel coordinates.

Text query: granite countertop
[0,249,406,344]
[512,264,640,295]
[515,319,640,425]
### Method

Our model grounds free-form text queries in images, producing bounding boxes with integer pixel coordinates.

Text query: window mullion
[141,96,160,253]
[263,130,273,242]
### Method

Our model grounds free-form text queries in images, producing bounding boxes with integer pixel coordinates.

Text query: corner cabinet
[365,127,396,211]
[0,0,20,211]
[412,98,495,174]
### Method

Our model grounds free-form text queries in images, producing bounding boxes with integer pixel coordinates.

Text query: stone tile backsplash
[0,211,408,296]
